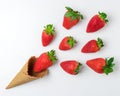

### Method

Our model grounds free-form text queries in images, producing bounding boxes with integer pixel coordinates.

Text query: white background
[0,0,120,96]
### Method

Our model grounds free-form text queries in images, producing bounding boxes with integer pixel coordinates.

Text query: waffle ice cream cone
[6,56,48,89]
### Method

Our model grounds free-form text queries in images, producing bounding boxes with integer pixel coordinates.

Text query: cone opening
[28,56,36,76]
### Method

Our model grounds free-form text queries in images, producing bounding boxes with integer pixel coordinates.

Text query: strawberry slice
[63,6,83,29]
[60,60,82,75]
[81,38,104,53]
[86,57,115,75]
[86,12,108,32]
[42,24,55,46]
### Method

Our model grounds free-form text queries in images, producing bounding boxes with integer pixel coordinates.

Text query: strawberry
[86,57,115,75]
[42,24,55,46]
[63,6,83,29]
[81,38,104,53]
[60,60,82,75]
[86,12,108,32]
[33,50,57,72]
[59,36,77,50]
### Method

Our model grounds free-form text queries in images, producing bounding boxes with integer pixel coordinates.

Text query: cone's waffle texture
[6,56,48,89]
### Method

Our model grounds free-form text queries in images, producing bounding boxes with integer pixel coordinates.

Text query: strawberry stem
[65,6,83,21]
[104,57,115,75]
[97,37,104,49]
[67,36,77,48]
[44,24,55,35]
[98,12,108,23]
[47,50,57,63]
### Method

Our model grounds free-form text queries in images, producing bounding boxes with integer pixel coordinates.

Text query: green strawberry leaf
[98,12,109,23]
[74,63,82,74]
[47,50,57,63]
[97,37,104,49]
[104,57,115,75]
[107,57,114,65]
[65,6,83,21]
[104,67,113,75]
[65,11,74,17]
[65,6,73,12]
[67,36,77,48]
[44,24,55,35]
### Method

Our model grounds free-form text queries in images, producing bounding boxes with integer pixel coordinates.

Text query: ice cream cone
[6,56,48,89]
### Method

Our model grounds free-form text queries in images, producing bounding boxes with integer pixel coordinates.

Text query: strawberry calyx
[74,63,82,74]
[44,24,55,35]
[98,12,108,23]
[96,37,104,49]
[67,36,77,48]
[104,57,115,75]
[65,6,83,21]
[47,50,57,63]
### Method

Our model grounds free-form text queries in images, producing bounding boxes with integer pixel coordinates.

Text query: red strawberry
[33,50,57,72]
[59,36,77,50]
[60,60,82,75]
[63,6,83,29]
[81,38,104,53]
[42,24,55,46]
[86,57,115,75]
[86,12,108,32]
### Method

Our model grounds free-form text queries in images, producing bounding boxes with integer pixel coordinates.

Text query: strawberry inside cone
[28,56,48,77]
